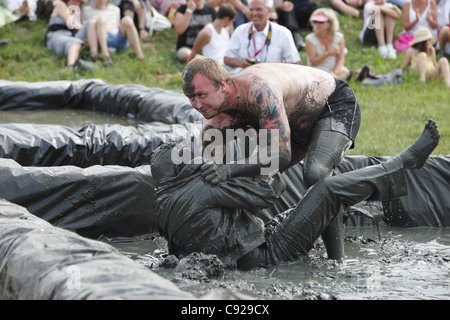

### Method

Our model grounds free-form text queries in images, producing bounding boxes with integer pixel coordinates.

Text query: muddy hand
[201,163,231,185]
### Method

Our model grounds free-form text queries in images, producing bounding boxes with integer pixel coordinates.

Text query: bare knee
[121,16,135,30]
[438,57,450,66]
[96,15,106,26]
[417,51,427,62]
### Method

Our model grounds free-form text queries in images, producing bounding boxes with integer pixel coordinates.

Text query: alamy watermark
[66,265,81,290]
[366,6,382,30]
[171,128,280,175]
[66,5,81,29]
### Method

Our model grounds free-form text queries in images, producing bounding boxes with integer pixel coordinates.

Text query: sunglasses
[312,21,327,24]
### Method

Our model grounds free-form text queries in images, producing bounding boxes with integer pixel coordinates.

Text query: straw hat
[410,28,435,46]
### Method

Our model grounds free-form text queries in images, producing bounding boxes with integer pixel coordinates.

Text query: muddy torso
[207,64,336,145]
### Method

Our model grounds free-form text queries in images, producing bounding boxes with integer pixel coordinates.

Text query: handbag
[394,33,414,52]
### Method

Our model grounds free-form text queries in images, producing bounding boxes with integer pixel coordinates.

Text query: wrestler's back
[236,63,336,118]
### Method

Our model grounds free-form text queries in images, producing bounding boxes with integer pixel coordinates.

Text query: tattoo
[250,77,290,155]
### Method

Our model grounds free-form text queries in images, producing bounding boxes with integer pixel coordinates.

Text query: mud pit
[111,225,450,300]
[1,81,448,300]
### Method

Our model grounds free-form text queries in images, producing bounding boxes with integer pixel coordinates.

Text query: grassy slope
[0,16,448,156]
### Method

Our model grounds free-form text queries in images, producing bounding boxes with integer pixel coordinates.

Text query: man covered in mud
[181,57,361,260]
[151,119,440,270]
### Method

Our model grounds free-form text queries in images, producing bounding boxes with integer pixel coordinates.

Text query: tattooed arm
[231,80,291,177]
[201,80,291,182]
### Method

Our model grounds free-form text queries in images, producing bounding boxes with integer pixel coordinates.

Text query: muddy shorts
[318,79,361,148]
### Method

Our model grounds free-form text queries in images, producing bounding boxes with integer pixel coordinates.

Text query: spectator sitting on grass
[114,0,148,39]
[45,0,97,70]
[436,0,450,58]
[359,0,402,59]
[400,27,450,88]
[4,0,37,21]
[82,0,144,61]
[174,0,217,63]
[402,0,438,38]
[187,3,237,69]
[305,8,353,80]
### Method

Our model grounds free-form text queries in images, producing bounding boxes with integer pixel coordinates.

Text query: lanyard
[247,22,272,60]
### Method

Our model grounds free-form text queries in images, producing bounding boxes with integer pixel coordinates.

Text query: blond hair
[311,8,339,35]
[182,57,231,94]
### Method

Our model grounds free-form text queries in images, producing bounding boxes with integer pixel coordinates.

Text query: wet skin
[183,63,336,173]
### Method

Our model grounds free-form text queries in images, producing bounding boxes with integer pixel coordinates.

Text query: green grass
[0,17,448,156]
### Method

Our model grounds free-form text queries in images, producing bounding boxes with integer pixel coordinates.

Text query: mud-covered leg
[396,119,440,169]
[262,120,440,266]
[303,129,353,260]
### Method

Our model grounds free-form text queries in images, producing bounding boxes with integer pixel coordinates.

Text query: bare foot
[398,119,440,169]
[139,29,149,39]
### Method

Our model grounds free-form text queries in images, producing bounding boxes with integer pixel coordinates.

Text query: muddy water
[2,110,449,300]
[113,226,450,300]
[0,109,144,127]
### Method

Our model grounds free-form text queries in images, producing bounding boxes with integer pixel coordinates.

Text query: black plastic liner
[0,199,195,300]
[0,122,200,167]
[0,158,155,238]
[273,155,450,228]
[0,79,448,238]
[0,79,202,124]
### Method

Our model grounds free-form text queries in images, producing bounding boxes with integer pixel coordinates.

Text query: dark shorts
[119,1,136,16]
[362,27,381,47]
[119,1,139,29]
[285,79,360,178]
[318,79,361,147]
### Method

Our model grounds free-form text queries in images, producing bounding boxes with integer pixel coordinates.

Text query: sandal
[90,54,100,63]
[104,55,114,66]
[355,65,370,82]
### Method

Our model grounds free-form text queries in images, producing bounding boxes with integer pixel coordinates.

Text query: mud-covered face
[150,142,184,183]
[182,73,227,119]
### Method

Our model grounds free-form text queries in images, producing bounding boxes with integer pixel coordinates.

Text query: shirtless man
[181,56,361,260]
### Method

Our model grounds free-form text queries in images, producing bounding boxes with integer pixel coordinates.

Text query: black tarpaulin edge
[0,198,195,300]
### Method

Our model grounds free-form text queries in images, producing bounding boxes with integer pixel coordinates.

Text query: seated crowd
[2,0,450,86]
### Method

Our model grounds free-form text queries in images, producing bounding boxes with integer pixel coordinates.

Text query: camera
[248,57,261,64]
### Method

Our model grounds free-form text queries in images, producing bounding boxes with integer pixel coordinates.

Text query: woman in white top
[359,0,402,59]
[305,8,351,80]
[187,3,237,66]
[402,0,438,38]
